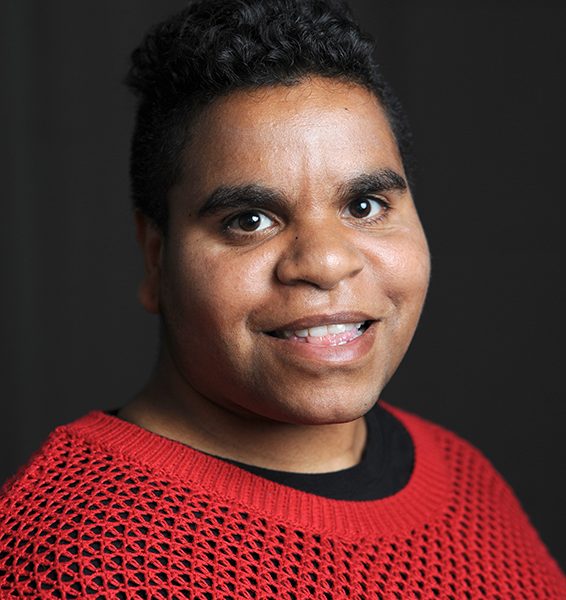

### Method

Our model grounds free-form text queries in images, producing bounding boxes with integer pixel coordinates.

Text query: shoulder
[0,412,145,531]
[382,401,529,511]
[0,412,153,593]
[384,400,502,465]
[384,402,561,551]
[0,413,110,510]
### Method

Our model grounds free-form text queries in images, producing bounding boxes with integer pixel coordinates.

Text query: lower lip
[262,321,378,365]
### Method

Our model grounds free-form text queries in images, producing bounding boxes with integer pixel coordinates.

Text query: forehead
[180,78,403,199]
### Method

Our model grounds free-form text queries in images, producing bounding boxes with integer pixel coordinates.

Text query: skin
[120,77,430,473]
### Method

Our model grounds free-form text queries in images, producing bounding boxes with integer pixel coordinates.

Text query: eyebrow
[197,184,287,217]
[337,168,407,199]
[197,168,407,217]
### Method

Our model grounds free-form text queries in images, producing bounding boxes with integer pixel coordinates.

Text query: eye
[346,197,386,219]
[228,211,274,233]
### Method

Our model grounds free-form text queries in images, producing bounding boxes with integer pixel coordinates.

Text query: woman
[1,0,564,597]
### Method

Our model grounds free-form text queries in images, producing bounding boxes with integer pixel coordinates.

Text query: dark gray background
[1,0,564,570]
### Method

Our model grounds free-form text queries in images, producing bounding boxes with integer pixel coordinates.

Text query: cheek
[366,232,430,379]
[163,242,274,332]
[369,232,431,311]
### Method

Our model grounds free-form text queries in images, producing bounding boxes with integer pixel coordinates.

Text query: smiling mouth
[266,320,374,346]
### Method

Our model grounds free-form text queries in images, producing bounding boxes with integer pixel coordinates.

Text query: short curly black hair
[126,0,414,230]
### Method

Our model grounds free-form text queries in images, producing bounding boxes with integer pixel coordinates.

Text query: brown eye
[231,211,274,232]
[347,197,384,219]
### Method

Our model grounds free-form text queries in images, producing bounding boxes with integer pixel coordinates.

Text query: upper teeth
[284,322,365,338]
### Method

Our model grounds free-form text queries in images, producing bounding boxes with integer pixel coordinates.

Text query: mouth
[265,319,374,347]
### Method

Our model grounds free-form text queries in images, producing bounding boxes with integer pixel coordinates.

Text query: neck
[119,353,367,474]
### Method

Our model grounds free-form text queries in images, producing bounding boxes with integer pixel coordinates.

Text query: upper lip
[266,311,376,333]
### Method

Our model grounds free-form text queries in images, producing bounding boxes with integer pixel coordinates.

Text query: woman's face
[141,77,430,425]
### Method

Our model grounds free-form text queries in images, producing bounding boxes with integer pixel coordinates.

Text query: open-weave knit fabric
[0,403,564,599]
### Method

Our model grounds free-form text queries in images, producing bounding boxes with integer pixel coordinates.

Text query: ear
[135,211,163,315]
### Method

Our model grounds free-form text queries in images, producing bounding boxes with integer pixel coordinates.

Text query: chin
[243,383,381,426]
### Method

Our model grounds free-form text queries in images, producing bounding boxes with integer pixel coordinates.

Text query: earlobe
[135,211,163,315]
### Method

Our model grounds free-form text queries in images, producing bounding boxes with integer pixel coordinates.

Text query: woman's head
[130,0,429,424]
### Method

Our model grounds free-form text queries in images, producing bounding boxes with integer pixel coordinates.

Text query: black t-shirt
[220,402,414,501]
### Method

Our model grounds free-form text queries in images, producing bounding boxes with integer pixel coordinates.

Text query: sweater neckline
[216,401,414,501]
[63,402,450,539]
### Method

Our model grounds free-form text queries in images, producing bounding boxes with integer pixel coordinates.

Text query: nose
[275,221,364,290]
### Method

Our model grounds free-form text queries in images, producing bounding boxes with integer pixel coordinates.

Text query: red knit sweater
[0,404,564,599]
